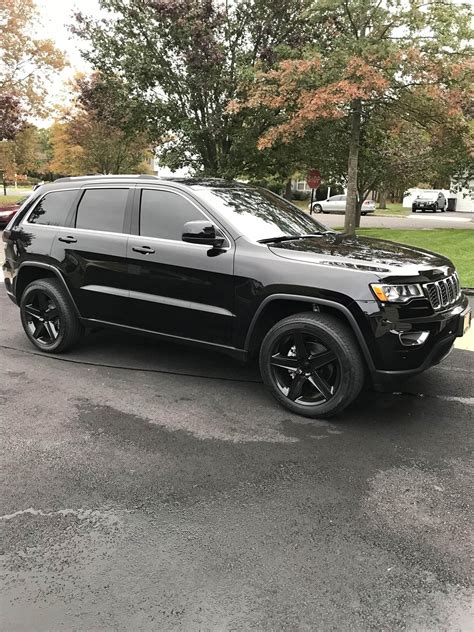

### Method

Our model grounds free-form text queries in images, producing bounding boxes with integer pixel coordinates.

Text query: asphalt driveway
[0,291,472,631]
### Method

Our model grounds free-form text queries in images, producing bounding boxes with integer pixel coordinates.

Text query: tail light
[2,229,11,242]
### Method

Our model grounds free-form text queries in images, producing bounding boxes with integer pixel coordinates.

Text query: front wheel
[20,278,83,353]
[313,204,323,213]
[259,313,365,418]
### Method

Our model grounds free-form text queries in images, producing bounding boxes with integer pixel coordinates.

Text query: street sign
[307,169,321,189]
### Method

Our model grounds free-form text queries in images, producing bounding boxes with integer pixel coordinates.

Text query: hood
[268,234,454,279]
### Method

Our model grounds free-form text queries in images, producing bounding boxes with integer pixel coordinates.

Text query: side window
[76,188,129,233]
[140,189,204,241]
[28,190,77,226]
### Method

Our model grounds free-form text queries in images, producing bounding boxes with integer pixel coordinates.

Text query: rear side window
[140,189,204,240]
[76,188,129,233]
[28,190,77,226]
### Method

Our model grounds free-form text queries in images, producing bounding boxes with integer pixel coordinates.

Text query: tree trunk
[343,99,362,235]
[284,178,292,200]
[379,189,387,209]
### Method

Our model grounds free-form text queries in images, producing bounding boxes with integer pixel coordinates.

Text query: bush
[292,190,311,200]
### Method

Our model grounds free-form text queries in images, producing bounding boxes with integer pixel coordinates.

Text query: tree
[0,0,65,116]
[49,74,153,175]
[0,93,24,140]
[236,0,473,233]
[72,0,315,178]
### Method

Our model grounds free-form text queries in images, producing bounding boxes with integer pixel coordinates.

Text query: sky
[35,0,102,123]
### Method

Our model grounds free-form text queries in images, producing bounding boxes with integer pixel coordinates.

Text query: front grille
[424,273,461,310]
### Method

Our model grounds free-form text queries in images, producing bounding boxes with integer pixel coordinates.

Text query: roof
[51,175,249,189]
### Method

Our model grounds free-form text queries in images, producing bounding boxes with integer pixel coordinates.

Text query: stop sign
[306,169,321,189]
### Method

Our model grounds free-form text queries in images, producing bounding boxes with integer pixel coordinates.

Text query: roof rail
[53,174,162,183]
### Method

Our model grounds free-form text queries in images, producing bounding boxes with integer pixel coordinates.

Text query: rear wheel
[20,278,83,353]
[259,313,365,418]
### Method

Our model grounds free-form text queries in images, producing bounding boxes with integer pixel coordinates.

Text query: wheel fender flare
[16,262,81,317]
[244,294,375,371]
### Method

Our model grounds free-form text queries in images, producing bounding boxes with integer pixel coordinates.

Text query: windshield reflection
[194,187,331,241]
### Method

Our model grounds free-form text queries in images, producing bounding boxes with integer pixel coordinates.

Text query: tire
[314,204,323,213]
[361,212,367,216]
[259,312,365,418]
[20,278,83,353]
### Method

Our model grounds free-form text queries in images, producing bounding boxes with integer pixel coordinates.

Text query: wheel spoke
[33,321,46,339]
[287,373,306,401]
[43,320,57,341]
[25,305,42,320]
[270,354,300,371]
[310,350,336,371]
[308,371,333,401]
[292,332,309,360]
[44,306,59,319]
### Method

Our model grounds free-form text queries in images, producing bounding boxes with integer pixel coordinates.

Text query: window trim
[134,186,232,249]
[72,186,134,235]
[23,188,81,228]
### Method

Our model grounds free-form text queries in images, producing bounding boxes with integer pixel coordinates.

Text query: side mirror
[182,220,226,248]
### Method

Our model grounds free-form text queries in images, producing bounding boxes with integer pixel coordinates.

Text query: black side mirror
[182,220,226,248]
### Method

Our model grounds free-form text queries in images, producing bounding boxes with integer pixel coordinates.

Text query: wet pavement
[0,291,473,631]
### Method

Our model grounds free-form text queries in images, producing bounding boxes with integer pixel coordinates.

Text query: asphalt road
[1,290,473,631]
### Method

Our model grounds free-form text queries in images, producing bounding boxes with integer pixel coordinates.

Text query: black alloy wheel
[23,290,61,346]
[20,278,83,353]
[269,331,340,405]
[260,313,365,418]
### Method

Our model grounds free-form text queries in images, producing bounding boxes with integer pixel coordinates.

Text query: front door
[126,187,235,345]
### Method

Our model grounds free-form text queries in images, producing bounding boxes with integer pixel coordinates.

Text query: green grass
[356,229,474,287]
[374,203,409,217]
[0,194,28,205]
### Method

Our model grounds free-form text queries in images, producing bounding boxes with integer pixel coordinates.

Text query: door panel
[48,187,133,323]
[50,228,130,323]
[126,187,235,345]
[126,237,235,344]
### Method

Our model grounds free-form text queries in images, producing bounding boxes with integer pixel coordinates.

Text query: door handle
[58,236,77,244]
[132,246,155,255]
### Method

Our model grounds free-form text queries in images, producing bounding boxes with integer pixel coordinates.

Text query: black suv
[2,176,471,417]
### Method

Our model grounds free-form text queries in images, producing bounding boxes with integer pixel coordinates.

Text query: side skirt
[81,317,249,363]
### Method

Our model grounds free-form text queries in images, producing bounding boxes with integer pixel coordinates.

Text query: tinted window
[194,187,330,242]
[140,190,204,240]
[76,188,129,233]
[28,190,77,226]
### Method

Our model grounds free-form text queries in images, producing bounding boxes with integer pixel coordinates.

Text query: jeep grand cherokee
[2,176,471,418]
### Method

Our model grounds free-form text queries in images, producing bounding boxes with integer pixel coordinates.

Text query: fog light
[399,331,429,347]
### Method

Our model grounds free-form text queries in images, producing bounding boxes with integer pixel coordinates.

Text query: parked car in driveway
[0,198,26,229]
[310,194,376,215]
[2,176,471,418]
[412,190,447,213]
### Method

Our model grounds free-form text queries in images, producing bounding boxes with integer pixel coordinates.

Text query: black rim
[23,291,61,346]
[269,331,341,406]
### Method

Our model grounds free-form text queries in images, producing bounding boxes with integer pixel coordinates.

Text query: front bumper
[357,295,471,390]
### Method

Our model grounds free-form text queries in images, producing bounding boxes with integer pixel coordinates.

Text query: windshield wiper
[258,232,332,244]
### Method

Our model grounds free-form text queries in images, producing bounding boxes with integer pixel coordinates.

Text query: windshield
[418,190,438,199]
[193,187,331,242]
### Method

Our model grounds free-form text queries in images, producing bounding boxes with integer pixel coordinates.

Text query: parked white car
[309,195,376,215]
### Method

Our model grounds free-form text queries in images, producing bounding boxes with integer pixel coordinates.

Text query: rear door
[49,186,133,324]
[126,187,235,345]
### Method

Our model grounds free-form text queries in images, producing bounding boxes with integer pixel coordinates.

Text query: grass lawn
[0,194,28,205]
[374,203,409,217]
[356,229,474,288]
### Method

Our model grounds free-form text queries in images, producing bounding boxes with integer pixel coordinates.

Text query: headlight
[370,283,424,302]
